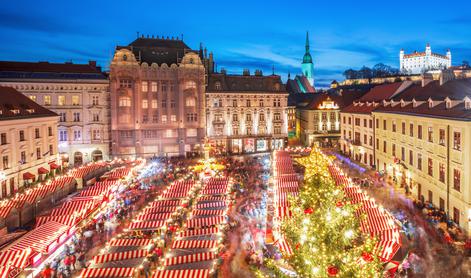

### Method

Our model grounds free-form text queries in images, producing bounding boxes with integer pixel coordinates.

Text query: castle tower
[301,31,315,86]
[399,49,404,72]
[446,49,452,68]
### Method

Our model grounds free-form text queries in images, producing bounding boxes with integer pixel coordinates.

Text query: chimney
[421,73,434,87]
[88,60,97,67]
[243,69,250,76]
[254,70,263,76]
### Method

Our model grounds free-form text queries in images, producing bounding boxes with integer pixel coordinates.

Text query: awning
[80,268,136,278]
[0,248,33,268]
[274,236,293,256]
[375,240,401,262]
[179,227,219,238]
[38,167,49,175]
[171,240,217,249]
[200,189,227,195]
[108,238,152,247]
[197,195,227,202]
[149,200,181,208]
[35,215,78,228]
[135,213,172,221]
[152,269,209,278]
[192,209,225,216]
[22,172,35,180]
[186,216,225,229]
[49,162,60,169]
[195,201,226,209]
[164,251,215,266]
[93,249,148,264]
[128,220,166,230]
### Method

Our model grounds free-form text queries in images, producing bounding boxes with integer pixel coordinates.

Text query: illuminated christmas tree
[280,149,383,278]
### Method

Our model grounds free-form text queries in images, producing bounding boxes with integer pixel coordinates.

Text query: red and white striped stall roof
[152,269,209,278]
[195,201,226,209]
[164,251,215,266]
[93,249,148,264]
[108,238,152,247]
[135,213,172,221]
[276,207,292,220]
[129,220,166,230]
[149,200,181,208]
[36,215,78,228]
[371,228,401,243]
[186,216,225,228]
[80,267,135,278]
[0,248,32,268]
[161,192,190,199]
[171,240,217,249]
[274,236,293,256]
[142,206,177,214]
[79,184,111,197]
[0,205,14,219]
[375,240,401,262]
[50,200,96,216]
[192,209,225,216]
[361,215,396,234]
[179,227,219,238]
[6,221,69,253]
[197,196,227,202]
[200,189,227,195]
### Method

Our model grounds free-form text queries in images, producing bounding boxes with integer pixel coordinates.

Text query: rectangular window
[246,100,251,107]
[259,99,264,107]
[417,153,422,170]
[428,190,433,203]
[439,129,445,146]
[383,119,387,130]
[383,141,387,153]
[92,130,101,140]
[151,99,158,109]
[232,99,238,107]
[48,126,52,136]
[72,95,80,106]
[35,128,40,139]
[401,122,405,135]
[401,147,405,161]
[453,169,461,192]
[274,126,281,134]
[29,95,37,102]
[165,129,176,138]
[93,113,99,122]
[232,114,238,122]
[119,79,132,88]
[19,130,25,141]
[392,144,396,157]
[260,113,265,122]
[453,132,461,150]
[92,96,99,106]
[439,163,445,183]
[453,207,460,225]
[0,133,6,145]
[363,119,367,127]
[142,81,148,92]
[392,122,396,132]
[44,95,51,106]
[161,82,168,92]
[73,112,80,122]
[151,82,157,92]
[171,115,177,122]
[152,113,158,123]
[49,144,53,155]
[162,99,167,108]
[186,128,197,137]
[363,134,367,145]
[376,138,379,150]
[170,100,176,108]
[369,119,372,128]
[185,97,196,107]
[142,115,148,123]
[375,118,379,129]
[428,127,433,142]
[409,123,414,137]
[2,156,8,169]
[355,118,360,126]
[20,151,26,164]
[119,97,131,107]
[74,130,81,140]
[409,150,413,165]
[428,158,433,176]
[418,125,422,139]
[59,112,66,122]
[59,130,67,141]
[274,113,281,121]
[142,99,148,109]
[162,115,167,123]
[36,147,41,159]
[58,95,65,106]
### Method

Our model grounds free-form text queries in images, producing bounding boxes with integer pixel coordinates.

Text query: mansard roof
[207,73,286,93]
[117,36,194,65]
[0,86,57,120]
[0,61,107,80]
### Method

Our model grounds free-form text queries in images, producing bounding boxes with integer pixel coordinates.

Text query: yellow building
[373,96,471,234]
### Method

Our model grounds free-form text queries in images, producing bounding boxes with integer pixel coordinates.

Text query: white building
[0,86,60,198]
[400,44,451,74]
[0,61,110,166]
[206,70,288,154]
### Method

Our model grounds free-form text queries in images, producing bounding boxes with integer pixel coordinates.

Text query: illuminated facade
[400,44,451,74]
[0,87,59,198]
[0,61,110,166]
[297,95,341,147]
[110,36,210,158]
[206,70,288,154]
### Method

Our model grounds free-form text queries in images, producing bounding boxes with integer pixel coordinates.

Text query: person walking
[78,251,86,269]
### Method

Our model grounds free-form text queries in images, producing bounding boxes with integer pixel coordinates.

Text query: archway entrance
[74,152,83,166]
[91,150,103,162]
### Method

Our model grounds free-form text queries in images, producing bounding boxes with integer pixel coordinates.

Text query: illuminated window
[428,127,433,142]
[151,82,157,92]
[58,95,65,106]
[44,95,51,106]
[186,129,197,137]
[171,115,177,122]
[151,99,158,109]
[162,115,167,123]
[439,129,445,146]
[453,132,461,150]
[119,79,132,88]
[439,163,445,182]
[417,153,422,170]
[142,99,148,109]
[119,97,131,107]
[29,95,37,102]
[185,97,196,107]
[453,169,461,191]
[72,95,80,106]
[428,158,433,176]
[142,81,148,92]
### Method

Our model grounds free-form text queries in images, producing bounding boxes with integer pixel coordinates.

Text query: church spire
[305,31,310,53]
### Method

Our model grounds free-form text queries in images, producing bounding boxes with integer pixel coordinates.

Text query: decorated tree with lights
[281,149,383,278]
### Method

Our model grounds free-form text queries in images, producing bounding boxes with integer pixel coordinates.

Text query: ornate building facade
[110,36,210,157]
[400,44,451,74]
[206,70,288,154]
[0,61,110,166]
[0,87,59,198]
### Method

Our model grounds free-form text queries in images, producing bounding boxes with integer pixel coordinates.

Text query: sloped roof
[392,79,471,101]
[0,61,107,80]
[118,37,194,65]
[342,102,379,114]
[359,82,405,102]
[0,86,57,120]
[286,75,315,94]
[374,101,471,121]
[207,73,286,93]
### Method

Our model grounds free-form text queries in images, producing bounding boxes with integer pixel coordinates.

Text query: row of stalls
[0,160,143,278]
[152,177,233,278]
[268,150,298,256]
[79,178,199,277]
[327,162,402,268]
[0,161,110,231]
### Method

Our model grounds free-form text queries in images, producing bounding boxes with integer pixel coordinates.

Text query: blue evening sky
[1,0,470,87]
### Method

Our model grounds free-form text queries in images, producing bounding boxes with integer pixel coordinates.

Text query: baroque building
[206,69,288,154]
[0,61,110,166]
[400,43,451,74]
[110,36,211,157]
[0,87,59,198]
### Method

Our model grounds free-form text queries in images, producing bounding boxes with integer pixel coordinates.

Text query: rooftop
[207,72,286,93]
[358,82,409,102]
[0,86,58,120]
[391,79,471,101]
[286,75,315,94]
[0,61,107,80]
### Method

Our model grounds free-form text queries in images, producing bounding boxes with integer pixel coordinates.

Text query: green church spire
[301,31,314,87]
[305,31,310,53]
[302,31,313,64]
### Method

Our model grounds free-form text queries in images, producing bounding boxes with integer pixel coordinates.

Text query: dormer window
[465,101,471,110]
[26,109,35,114]
[428,99,433,108]
[446,100,452,109]
[10,109,20,115]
